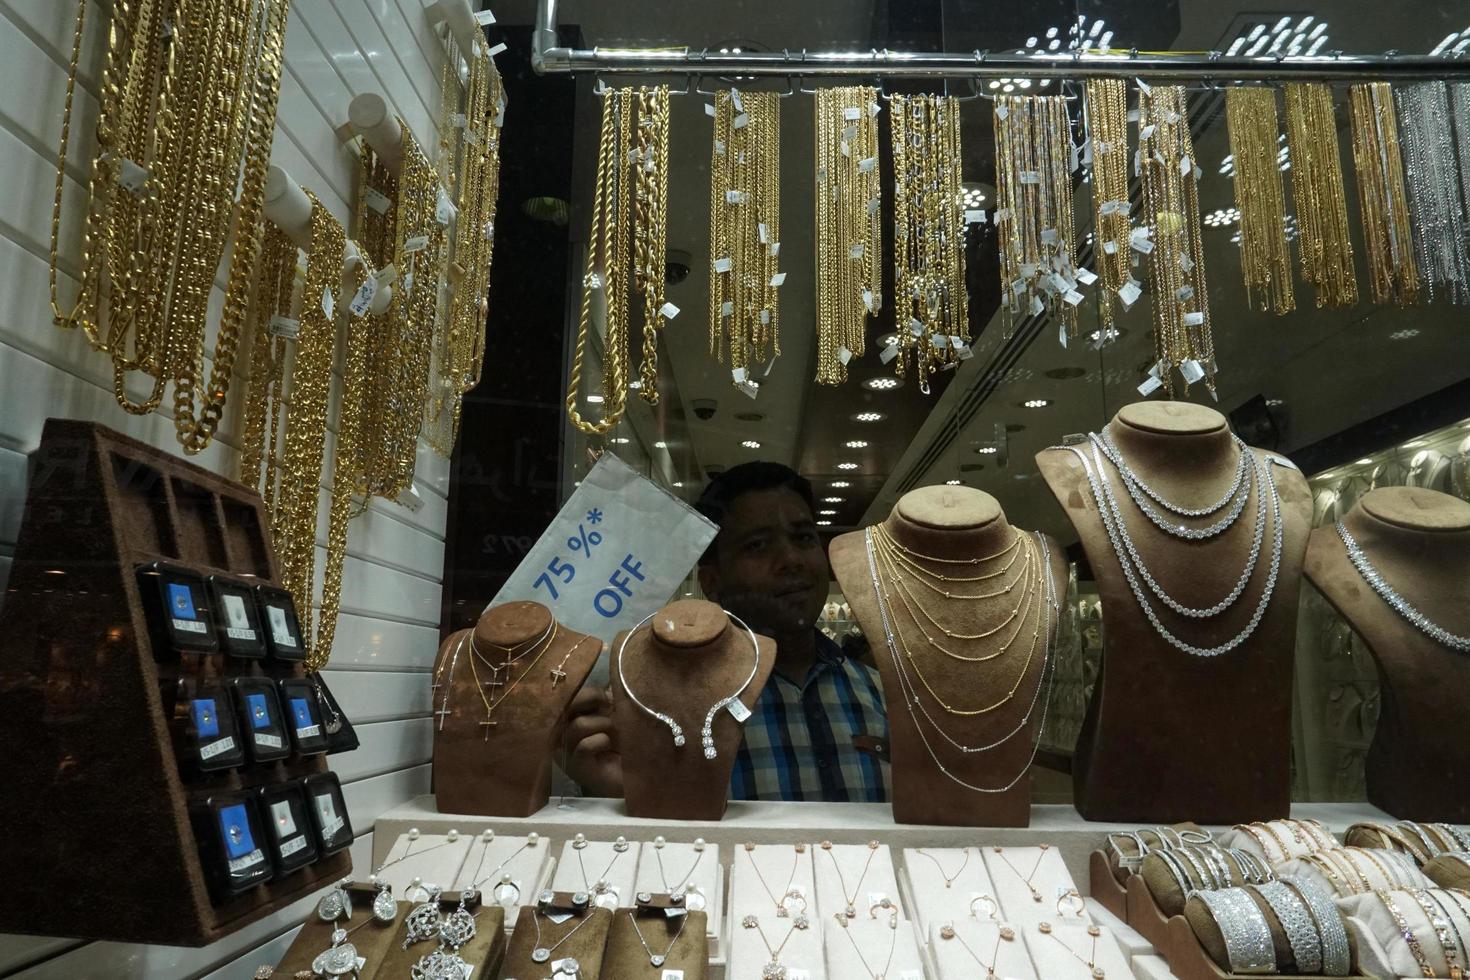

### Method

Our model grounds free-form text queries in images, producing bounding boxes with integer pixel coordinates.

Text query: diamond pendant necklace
[915,848,971,888]
[744,843,809,923]
[616,609,762,758]
[628,909,687,968]
[1336,522,1470,651]
[742,914,801,980]
[530,906,600,964]
[573,834,628,897]
[837,909,898,980]
[993,845,1050,902]
[821,840,880,918]
[1039,921,1107,978]
[940,921,1015,979]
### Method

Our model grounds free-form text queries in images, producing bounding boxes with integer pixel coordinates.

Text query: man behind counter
[563,461,890,802]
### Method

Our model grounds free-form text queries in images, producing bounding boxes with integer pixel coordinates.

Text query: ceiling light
[831,480,851,488]
[611,437,631,444]
[654,441,668,449]
[845,440,869,449]
[741,440,761,449]
[1265,398,1285,408]
[672,481,684,488]
[854,412,885,423]
[586,394,605,404]
[945,479,962,485]
[1021,399,1051,409]
[876,333,898,349]
[819,509,838,516]
[1390,328,1420,341]
[823,496,844,503]
[976,446,999,455]
[1355,458,1373,465]
[816,520,833,527]
[862,377,902,391]
[837,462,859,470]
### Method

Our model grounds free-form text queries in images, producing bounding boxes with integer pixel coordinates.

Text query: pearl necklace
[1335,522,1470,651]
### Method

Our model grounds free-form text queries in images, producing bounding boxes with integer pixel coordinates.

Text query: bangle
[1284,875,1352,976]
[1254,881,1323,973]
[1329,850,1376,894]
[1156,848,1200,897]
[1299,819,1338,852]
[1409,888,1460,978]
[1260,822,1296,861]
[1202,845,1236,888]
[1428,890,1470,978]
[1304,852,1351,895]
[1107,832,1147,872]
[1377,889,1436,978]
[1195,887,1277,975]
[1400,822,1444,861]
[1237,823,1279,862]
[1179,846,1221,890]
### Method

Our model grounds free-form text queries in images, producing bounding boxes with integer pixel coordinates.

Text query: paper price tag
[758,222,769,243]
[256,733,284,750]
[659,301,680,320]
[769,241,781,257]
[403,234,430,254]
[228,850,264,873]
[173,618,207,634]
[719,301,733,317]
[1076,266,1098,285]
[843,107,862,121]
[1138,373,1164,396]
[1118,280,1142,309]
[932,333,949,349]
[732,112,750,129]
[788,971,811,980]
[545,912,573,925]
[996,104,1010,121]
[1180,154,1193,177]
[1183,311,1205,326]
[857,156,877,173]
[436,188,454,225]
[1063,288,1084,306]
[770,272,786,287]
[1130,236,1155,255]
[363,186,392,214]
[713,257,733,274]
[725,190,746,204]
[1140,123,1156,141]
[713,138,726,156]
[1040,228,1059,246]
[879,343,900,365]
[320,285,335,319]
[837,346,853,365]
[736,379,760,399]
[1018,170,1041,185]
[487,42,507,57]
[280,835,307,858]
[664,906,688,918]
[200,737,235,760]
[964,209,986,224]
[349,275,379,316]
[1060,321,1069,347]
[1180,359,1206,384]
[704,102,716,117]
[849,243,865,260]
[1175,284,1195,302]
[759,309,770,325]
[661,971,686,980]
[1029,295,1044,316]
[1103,240,1118,255]
[116,156,149,194]
[728,699,752,722]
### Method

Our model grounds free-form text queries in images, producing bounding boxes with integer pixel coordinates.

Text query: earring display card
[257,783,318,875]
[208,575,266,658]
[278,678,330,755]
[374,830,476,896]
[186,685,244,772]
[449,834,552,928]
[255,584,306,662]
[138,563,219,655]
[304,772,354,855]
[230,678,291,762]
[195,795,273,898]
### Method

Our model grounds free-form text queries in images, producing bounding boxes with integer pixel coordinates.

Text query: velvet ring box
[256,782,318,875]
[303,772,354,856]
[278,678,330,756]
[230,678,291,763]
[193,794,273,899]
[138,562,219,656]
[255,584,306,662]
[208,574,267,659]
[184,683,245,772]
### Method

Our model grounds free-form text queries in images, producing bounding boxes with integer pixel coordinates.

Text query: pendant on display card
[373,888,397,923]
[311,934,359,977]
[533,946,552,963]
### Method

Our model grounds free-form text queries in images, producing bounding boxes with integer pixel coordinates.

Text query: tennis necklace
[915,848,971,889]
[821,840,880,919]
[993,845,1050,903]
[1336,522,1470,651]
[628,909,687,969]
[530,907,601,964]
[616,609,761,759]
[1039,921,1107,978]
[741,913,803,980]
[1094,428,1253,538]
[939,921,1016,979]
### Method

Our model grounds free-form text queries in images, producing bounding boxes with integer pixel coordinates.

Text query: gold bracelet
[1377,889,1437,978]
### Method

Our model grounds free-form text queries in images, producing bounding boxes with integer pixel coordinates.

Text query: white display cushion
[1129,953,1176,980]
[811,842,902,920]
[929,919,1039,980]
[373,831,474,895]
[1021,920,1133,979]
[1343,912,1395,980]
[984,845,1090,925]
[822,915,925,979]
[1340,888,1465,978]
[731,843,817,921]
[549,837,642,910]
[450,833,552,924]
[902,846,1000,936]
[1278,847,1433,899]
[730,910,825,979]
[633,840,723,939]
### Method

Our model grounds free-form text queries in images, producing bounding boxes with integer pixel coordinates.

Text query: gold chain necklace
[1284,83,1358,307]
[1084,78,1130,340]
[872,527,1036,647]
[821,840,880,919]
[466,625,557,737]
[993,845,1050,903]
[743,843,808,920]
[1225,88,1295,315]
[940,921,1016,979]
[1038,921,1107,978]
[1349,82,1419,306]
[814,86,881,385]
[632,86,671,404]
[915,848,971,889]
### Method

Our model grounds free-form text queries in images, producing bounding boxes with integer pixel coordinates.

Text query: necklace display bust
[1306,486,1470,820]
[830,485,1065,827]
[432,601,600,817]
[1036,401,1311,823]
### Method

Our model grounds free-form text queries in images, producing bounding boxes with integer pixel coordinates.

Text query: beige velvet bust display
[1035,401,1311,823]
[830,486,1065,827]
[1304,487,1470,820]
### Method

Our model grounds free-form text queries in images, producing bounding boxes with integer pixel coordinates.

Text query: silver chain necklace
[628,909,688,968]
[655,842,705,898]
[1059,442,1288,658]
[1335,522,1470,651]
[1096,428,1253,534]
[530,907,600,964]
[616,609,761,759]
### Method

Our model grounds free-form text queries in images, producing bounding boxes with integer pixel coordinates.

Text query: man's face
[697,487,830,638]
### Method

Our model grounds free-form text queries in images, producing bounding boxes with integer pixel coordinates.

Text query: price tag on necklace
[348,275,379,317]
[544,912,573,925]
[364,186,391,214]
[403,234,430,254]
[661,971,685,980]
[320,285,336,320]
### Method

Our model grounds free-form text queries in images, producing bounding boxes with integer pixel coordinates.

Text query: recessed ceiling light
[976,446,999,455]
[672,481,684,487]
[823,496,845,503]
[741,440,761,449]
[945,479,962,485]
[654,441,668,449]
[816,520,833,527]
[819,509,838,516]
[1021,399,1051,409]
[611,437,631,444]
[1355,458,1373,465]
[1389,328,1420,341]
[586,394,605,404]
[831,481,851,488]
[876,334,898,349]
[854,412,885,423]
[837,462,859,470]
[862,377,902,391]
[845,440,869,449]
[1265,398,1285,408]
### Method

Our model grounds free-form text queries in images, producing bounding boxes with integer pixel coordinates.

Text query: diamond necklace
[616,609,761,759]
[1039,921,1107,978]
[655,840,705,899]
[821,840,880,919]
[836,911,898,980]
[530,906,601,964]
[1336,522,1470,651]
[915,848,971,888]
[941,921,1016,979]
[744,844,808,921]
[993,845,1050,903]
[742,913,802,980]
[1095,427,1253,535]
[628,909,687,969]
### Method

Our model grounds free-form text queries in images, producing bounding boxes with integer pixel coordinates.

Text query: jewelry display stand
[821,915,925,979]
[730,843,817,920]
[900,847,1000,937]
[1303,487,1470,820]
[1335,890,1450,979]
[270,902,402,978]
[602,909,709,979]
[371,830,474,894]
[632,840,725,956]
[1036,402,1312,823]
[727,911,824,979]
[613,599,775,821]
[1167,905,1374,980]
[1088,849,1130,920]
[450,831,554,928]
[811,842,903,919]
[1021,920,1132,979]
[984,845,1090,925]
[0,420,350,945]
[549,837,642,910]
[1425,853,1470,890]
[829,486,1065,827]
[372,901,506,978]
[502,905,613,979]
[929,919,1039,980]
[432,601,600,817]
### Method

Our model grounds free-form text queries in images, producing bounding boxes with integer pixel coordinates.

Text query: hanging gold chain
[1084,78,1130,337]
[1225,88,1294,316]
[1348,82,1419,306]
[633,85,671,403]
[1284,83,1358,308]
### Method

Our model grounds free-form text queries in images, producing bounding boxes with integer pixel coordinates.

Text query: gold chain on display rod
[1283,83,1359,308]
[1348,82,1419,306]
[1084,78,1131,341]
[1225,88,1295,315]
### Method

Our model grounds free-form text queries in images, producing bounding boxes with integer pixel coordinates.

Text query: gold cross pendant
[549,666,567,687]
[480,717,498,740]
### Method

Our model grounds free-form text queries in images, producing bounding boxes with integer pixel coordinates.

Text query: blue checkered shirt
[730,632,890,802]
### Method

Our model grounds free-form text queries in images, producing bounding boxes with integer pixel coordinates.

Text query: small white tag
[713,138,726,155]
[1076,267,1098,285]
[867,197,881,215]
[1029,295,1044,316]
[731,88,744,112]
[759,309,770,325]
[770,272,786,287]
[1179,252,1195,272]
[200,737,235,760]
[451,112,468,128]
[996,104,1010,120]
[837,346,853,365]
[1140,124,1156,141]
[173,618,207,634]
[349,275,379,316]
[1103,240,1118,255]
[227,850,265,873]
[789,971,811,980]
[844,107,862,121]
[758,222,769,243]
[842,124,858,141]
[436,188,454,225]
[545,912,573,925]
[226,626,255,641]
[879,342,900,365]
[964,209,986,224]
[486,42,507,57]
[1118,280,1142,309]
[116,157,149,193]
[1180,359,1206,383]
[1063,289,1084,306]
[720,301,734,317]
[1060,321,1069,347]
[1070,142,1080,172]
[320,285,336,319]
[659,301,680,320]
[713,257,733,273]
[375,263,398,287]
[1018,170,1041,185]
[770,241,781,257]
[840,141,852,157]
[857,156,877,173]
[932,334,949,349]
[728,699,752,722]
[732,112,750,129]
[1175,284,1195,302]
[1131,235,1155,255]
[1136,76,1152,96]
[705,103,716,117]
[1040,228,1059,246]
[296,723,321,740]
[662,971,685,980]
[363,186,391,214]
[323,814,344,837]
[849,243,864,259]
[403,234,430,253]
[1137,373,1164,396]
[737,379,760,399]
[256,733,283,750]
[1099,199,1124,216]
[726,190,746,204]
[279,834,307,857]
[1183,311,1205,326]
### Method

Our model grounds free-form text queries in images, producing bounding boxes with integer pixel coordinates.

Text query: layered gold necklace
[1348,82,1419,306]
[813,86,882,385]
[48,0,289,454]
[890,94,969,391]
[708,89,782,379]
[1084,78,1131,341]
[1284,83,1358,307]
[1225,88,1294,315]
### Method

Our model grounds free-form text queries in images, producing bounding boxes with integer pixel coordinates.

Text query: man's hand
[560,684,623,798]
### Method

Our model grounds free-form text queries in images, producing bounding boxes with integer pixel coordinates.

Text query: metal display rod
[532,0,1469,81]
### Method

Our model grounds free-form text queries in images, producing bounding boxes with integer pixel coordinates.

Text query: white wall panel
[0,0,455,974]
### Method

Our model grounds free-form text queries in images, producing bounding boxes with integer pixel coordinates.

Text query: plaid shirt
[730,632,890,802]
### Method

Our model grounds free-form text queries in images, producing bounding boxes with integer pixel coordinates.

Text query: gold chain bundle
[48,0,289,453]
[994,95,1079,339]
[1225,88,1295,315]
[566,87,670,435]
[1137,85,1215,397]
[1348,83,1419,306]
[1084,78,1131,340]
[814,87,882,385]
[708,89,782,377]
[1283,83,1358,308]
[890,94,969,392]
